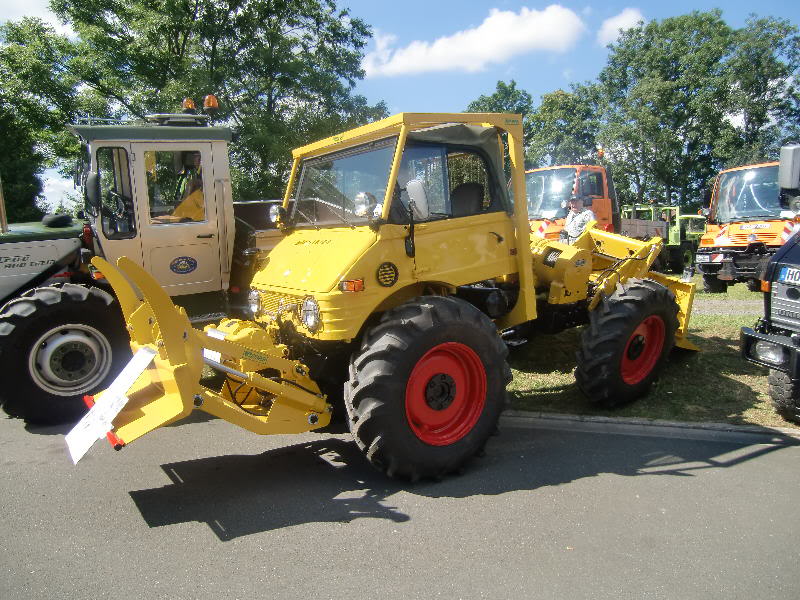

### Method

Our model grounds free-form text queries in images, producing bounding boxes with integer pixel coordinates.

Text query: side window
[447,150,496,216]
[96,147,136,239]
[580,171,604,197]
[391,144,447,223]
[144,150,207,224]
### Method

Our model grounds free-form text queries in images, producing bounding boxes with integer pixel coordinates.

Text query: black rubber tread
[768,369,800,423]
[344,296,510,481]
[575,278,678,407]
[745,279,761,293]
[702,273,728,294]
[667,246,684,274]
[0,283,129,424]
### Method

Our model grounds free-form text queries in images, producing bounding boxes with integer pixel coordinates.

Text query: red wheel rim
[620,316,665,385]
[405,342,486,446]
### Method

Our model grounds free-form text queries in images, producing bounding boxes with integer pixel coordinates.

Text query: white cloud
[41,171,77,211]
[0,0,73,36]
[363,5,585,78]
[597,7,643,46]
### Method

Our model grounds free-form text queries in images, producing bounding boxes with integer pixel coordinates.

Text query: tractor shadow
[127,423,797,542]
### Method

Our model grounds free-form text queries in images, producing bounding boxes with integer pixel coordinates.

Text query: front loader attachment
[84,257,331,453]
[576,227,699,352]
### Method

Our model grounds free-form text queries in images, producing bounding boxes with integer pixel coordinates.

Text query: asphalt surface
[1,412,799,599]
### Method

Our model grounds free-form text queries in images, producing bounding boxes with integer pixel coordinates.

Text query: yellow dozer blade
[89,257,331,449]
[574,226,699,352]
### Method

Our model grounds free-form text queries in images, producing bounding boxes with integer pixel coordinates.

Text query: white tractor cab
[0,107,282,424]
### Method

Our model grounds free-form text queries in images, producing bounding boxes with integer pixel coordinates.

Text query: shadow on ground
[128,423,796,541]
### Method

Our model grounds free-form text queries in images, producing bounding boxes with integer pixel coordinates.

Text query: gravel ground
[692,298,762,315]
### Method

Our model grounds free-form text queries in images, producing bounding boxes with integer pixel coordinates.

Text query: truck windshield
[293,139,396,227]
[713,165,780,223]
[525,168,575,219]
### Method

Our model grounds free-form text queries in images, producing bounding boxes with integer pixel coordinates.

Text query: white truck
[0,108,282,423]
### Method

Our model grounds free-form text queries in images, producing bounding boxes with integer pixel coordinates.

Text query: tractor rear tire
[0,284,129,424]
[575,278,678,407]
[702,274,727,294]
[768,369,800,423]
[344,296,510,480]
[668,242,693,274]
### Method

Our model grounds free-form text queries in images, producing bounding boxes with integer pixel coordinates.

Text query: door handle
[197,233,214,238]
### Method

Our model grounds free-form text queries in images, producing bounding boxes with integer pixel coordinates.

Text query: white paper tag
[202,328,226,363]
[65,346,157,464]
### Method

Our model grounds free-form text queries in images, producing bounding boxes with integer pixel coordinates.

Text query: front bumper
[696,250,772,280]
[740,326,800,378]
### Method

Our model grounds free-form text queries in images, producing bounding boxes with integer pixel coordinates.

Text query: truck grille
[771,282,800,330]
[257,291,302,317]
[728,232,780,245]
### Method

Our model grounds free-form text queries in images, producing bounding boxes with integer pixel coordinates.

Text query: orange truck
[696,161,798,292]
[525,164,620,239]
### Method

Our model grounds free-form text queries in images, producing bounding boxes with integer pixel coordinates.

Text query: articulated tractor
[70,113,697,480]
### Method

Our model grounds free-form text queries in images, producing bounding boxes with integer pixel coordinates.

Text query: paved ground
[1,413,799,599]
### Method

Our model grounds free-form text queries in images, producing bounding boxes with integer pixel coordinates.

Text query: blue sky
[2,0,798,208]
[345,1,799,113]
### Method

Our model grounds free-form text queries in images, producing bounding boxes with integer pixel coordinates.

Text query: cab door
[402,144,516,283]
[131,142,222,296]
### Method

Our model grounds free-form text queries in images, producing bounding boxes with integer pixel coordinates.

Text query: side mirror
[84,172,100,216]
[779,144,800,190]
[406,179,429,220]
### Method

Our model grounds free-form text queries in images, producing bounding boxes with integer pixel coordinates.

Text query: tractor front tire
[345,296,510,480]
[702,274,728,294]
[575,278,678,407]
[768,369,800,423]
[0,284,129,424]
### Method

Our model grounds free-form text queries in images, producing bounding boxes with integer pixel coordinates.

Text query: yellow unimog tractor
[71,113,696,480]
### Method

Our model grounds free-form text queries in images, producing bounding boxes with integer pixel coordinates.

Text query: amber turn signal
[339,279,365,292]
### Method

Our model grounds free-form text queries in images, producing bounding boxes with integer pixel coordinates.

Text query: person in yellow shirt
[172,151,205,222]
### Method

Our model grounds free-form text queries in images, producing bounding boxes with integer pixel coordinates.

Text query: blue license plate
[779,266,800,284]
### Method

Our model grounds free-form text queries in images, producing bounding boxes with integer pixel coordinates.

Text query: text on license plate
[780,266,800,284]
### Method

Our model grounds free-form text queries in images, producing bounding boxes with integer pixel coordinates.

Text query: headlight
[301,297,321,332]
[752,340,787,366]
[248,289,261,317]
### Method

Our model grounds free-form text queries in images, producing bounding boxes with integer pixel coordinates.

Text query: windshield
[713,165,780,223]
[293,139,396,227]
[525,168,575,219]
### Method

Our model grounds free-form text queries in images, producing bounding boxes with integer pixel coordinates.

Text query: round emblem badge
[170,256,198,274]
[376,262,399,287]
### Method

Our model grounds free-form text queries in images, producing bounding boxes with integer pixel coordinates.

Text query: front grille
[257,291,302,317]
[728,232,780,245]
[771,281,800,330]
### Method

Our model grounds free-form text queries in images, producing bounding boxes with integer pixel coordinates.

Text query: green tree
[719,16,800,166]
[597,11,732,205]
[466,79,534,141]
[526,85,600,167]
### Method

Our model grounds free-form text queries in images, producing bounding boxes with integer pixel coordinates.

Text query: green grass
[508,305,790,429]
[692,275,761,300]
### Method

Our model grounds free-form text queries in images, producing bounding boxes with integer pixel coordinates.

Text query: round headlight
[301,297,321,332]
[248,289,261,317]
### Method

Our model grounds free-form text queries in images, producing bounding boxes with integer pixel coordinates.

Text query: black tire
[0,284,129,424]
[344,296,510,480]
[702,273,727,294]
[575,278,678,407]
[668,242,693,274]
[768,369,800,423]
[746,279,761,293]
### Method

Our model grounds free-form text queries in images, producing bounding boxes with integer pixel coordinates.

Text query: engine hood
[250,226,378,293]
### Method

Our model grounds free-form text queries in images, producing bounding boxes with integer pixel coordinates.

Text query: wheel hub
[28,324,113,396]
[425,373,456,411]
[626,335,646,361]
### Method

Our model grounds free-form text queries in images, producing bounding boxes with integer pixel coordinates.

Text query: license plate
[696,254,711,263]
[779,266,800,284]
